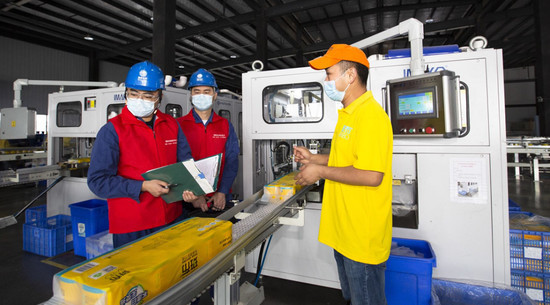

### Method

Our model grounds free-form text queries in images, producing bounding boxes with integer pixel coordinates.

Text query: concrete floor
[0,168,546,305]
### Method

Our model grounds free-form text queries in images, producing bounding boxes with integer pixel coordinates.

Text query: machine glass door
[106,103,125,121]
[165,104,182,118]
[56,101,82,127]
[262,82,323,124]
[218,109,231,121]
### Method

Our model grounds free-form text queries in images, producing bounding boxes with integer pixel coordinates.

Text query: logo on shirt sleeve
[338,125,352,140]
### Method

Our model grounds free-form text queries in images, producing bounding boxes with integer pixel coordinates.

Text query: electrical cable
[253,235,273,287]
[254,240,266,286]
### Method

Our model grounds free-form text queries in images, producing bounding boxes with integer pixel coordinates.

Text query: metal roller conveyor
[146,184,313,305]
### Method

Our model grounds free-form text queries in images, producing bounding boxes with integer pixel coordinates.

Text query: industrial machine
[240,26,509,288]
[46,86,192,216]
[0,80,118,187]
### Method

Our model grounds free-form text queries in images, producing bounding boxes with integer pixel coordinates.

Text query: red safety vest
[177,110,229,192]
[108,106,182,233]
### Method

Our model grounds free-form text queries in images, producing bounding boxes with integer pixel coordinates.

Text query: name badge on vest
[212,134,227,139]
[165,139,177,146]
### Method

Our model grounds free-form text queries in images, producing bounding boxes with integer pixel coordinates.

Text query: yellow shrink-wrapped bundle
[52,217,232,305]
[262,171,303,203]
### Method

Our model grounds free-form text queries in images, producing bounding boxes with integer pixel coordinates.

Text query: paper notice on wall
[450,157,488,204]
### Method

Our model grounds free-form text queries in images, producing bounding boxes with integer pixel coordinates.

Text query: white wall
[0,36,128,114]
[504,66,536,136]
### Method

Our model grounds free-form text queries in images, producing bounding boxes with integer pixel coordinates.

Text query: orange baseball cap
[308,44,370,70]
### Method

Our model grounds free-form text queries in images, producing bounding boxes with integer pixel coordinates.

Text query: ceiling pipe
[12,79,117,108]
[352,18,425,76]
[219,89,242,99]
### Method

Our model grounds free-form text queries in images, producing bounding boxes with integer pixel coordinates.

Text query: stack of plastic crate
[22,205,73,257]
[509,201,550,305]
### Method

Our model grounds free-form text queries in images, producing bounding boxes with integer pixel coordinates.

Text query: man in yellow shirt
[294,44,393,305]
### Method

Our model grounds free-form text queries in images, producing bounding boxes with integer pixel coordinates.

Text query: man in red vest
[177,68,239,213]
[88,61,197,248]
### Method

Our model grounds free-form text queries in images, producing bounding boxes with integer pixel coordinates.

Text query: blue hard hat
[188,68,218,90]
[125,61,165,91]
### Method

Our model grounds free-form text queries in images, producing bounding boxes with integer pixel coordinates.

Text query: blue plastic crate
[511,229,524,247]
[25,205,47,223]
[511,256,525,271]
[542,232,550,262]
[510,229,525,271]
[23,214,73,257]
[385,238,436,305]
[524,272,548,304]
[69,199,108,257]
[523,231,546,273]
[511,271,526,291]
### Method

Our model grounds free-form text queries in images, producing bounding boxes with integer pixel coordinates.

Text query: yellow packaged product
[52,217,232,305]
[263,184,280,201]
[261,171,303,202]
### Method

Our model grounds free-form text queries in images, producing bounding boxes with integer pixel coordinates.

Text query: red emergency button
[426,127,435,134]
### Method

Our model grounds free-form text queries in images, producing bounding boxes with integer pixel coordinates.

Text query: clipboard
[141,154,222,203]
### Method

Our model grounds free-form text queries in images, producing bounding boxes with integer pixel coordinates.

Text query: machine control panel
[400,127,436,134]
[386,70,467,138]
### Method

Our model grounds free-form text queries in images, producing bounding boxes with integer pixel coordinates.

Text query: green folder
[141,153,222,204]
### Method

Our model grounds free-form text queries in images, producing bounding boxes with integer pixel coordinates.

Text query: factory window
[219,109,231,121]
[56,101,82,127]
[165,104,182,118]
[262,82,323,124]
[106,103,125,121]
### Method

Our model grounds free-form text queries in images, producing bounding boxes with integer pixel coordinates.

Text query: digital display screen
[398,91,435,116]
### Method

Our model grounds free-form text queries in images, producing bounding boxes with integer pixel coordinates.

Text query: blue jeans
[334,250,387,305]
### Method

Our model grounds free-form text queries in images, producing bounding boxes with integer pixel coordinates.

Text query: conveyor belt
[146,184,313,305]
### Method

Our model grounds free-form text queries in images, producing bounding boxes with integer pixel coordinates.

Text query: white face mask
[126,98,156,117]
[323,70,349,102]
[192,94,213,111]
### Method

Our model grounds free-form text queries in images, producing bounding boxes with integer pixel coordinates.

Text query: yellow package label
[279,186,298,201]
[53,217,232,305]
[261,172,303,203]
[263,184,279,200]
